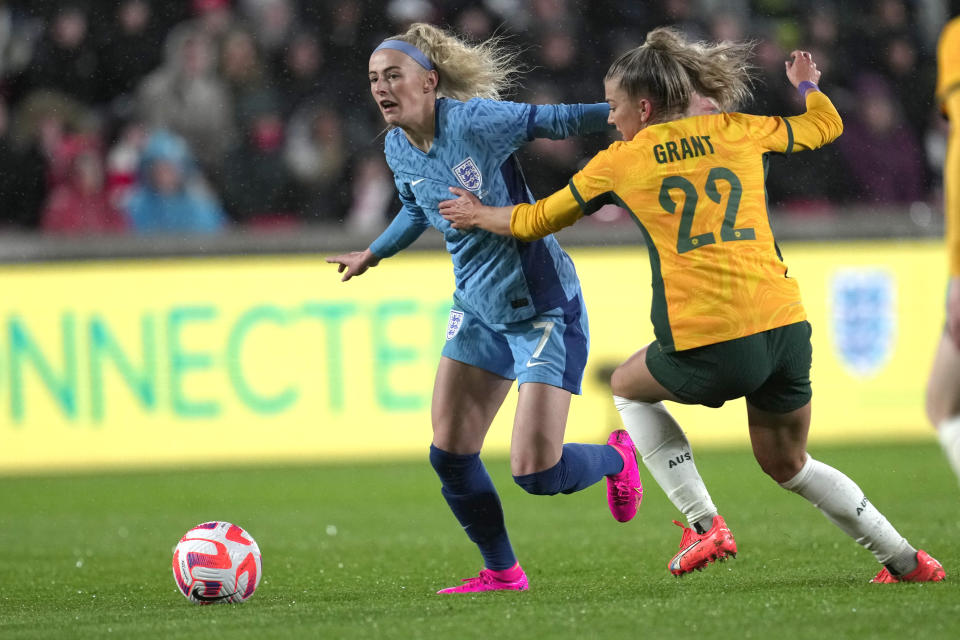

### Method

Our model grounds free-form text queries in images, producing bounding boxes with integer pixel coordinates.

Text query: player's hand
[439,187,485,230]
[440,187,514,235]
[947,276,960,349]
[785,50,821,88]
[325,248,380,282]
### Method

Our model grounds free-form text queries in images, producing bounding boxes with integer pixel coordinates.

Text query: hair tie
[373,40,435,71]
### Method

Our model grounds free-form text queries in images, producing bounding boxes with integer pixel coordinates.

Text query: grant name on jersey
[653,135,715,164]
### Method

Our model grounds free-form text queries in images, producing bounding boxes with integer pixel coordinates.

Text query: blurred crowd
[0,0,953,235]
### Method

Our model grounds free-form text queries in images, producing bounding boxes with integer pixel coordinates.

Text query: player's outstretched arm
[439,187,513,235]
[779,49,842,149]
[785,49,821,94]
[325,248,381,282]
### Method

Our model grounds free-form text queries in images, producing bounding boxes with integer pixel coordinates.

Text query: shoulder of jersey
[448,96,487,123]
[944,15,960,44]
[384,127,403,144]
[659,112,735,135]
[383,128,404,156]
[938,18,960,103]
[433,97,471,135]
[614,113,730,149]
[605,139,628,152]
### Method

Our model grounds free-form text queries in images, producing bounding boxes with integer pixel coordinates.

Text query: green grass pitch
[1,440,958,639]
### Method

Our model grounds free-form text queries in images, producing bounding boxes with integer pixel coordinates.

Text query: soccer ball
[172,521,262,604]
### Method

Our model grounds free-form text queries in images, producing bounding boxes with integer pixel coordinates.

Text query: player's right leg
[926,329,960,489]
[749,400,945,583]
[430,356,524,594]
[750,321,944,582]
[508,381,641,522]
[500,296,642,521]
[610,344,733,575]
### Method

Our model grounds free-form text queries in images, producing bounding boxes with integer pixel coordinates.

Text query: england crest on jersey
[452,157,482,191]
[830,268,896,378]
[446,309,465,340]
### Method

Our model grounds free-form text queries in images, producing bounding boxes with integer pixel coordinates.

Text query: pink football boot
[437,564,529,594]
[606,429,643,522]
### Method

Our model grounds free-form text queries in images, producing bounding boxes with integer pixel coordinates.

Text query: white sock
[613,396,717,528]
[937,415,960,487]
[779,455,916,571]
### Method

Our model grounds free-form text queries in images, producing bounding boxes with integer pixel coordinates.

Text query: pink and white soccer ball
[172,521,262,604]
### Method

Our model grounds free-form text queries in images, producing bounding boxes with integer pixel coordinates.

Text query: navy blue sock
[513,443,623,495]
[429,445,516,571]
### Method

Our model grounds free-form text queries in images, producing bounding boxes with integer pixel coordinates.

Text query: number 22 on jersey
[657,167,756,254]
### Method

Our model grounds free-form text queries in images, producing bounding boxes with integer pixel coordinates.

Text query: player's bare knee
[925,379,944,426]
[609,367,627,398]
[431,425,455,452]
[610,366,648,401]
[926,385,960,427]
[926,401,942,428]
[509,455,534,478]
[757,453,805,484]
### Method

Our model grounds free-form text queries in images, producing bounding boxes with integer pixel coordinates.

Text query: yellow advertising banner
[0,240,945,473]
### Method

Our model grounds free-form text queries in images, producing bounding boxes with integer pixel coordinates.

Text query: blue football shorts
[440,294,589,394]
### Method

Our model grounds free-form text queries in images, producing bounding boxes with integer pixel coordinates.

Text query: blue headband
[373,40,435,71]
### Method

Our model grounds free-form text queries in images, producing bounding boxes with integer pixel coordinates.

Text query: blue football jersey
[369,97,609,324]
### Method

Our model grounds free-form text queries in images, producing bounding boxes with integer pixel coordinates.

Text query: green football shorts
[645,320,813,413]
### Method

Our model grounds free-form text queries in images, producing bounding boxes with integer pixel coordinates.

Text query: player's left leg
[430,357,522,594]
[926,329,960,489]
[430,362,536,594]
[748,400,944,582]
[433,305,529,594]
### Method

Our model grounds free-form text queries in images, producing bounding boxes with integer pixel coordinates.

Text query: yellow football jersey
[510,91,843,352]
[937,17,960,114]
[938,17,960,276]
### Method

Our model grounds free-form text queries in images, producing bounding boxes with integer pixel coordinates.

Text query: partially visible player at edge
[439,27,945,583]
[926,15,960,492]
[325,23,644,594]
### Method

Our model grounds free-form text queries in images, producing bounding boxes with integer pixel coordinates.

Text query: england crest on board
[830,268,896,378]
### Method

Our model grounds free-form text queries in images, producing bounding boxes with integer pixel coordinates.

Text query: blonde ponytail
[385,23,523,101]
[606,27,756,121]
